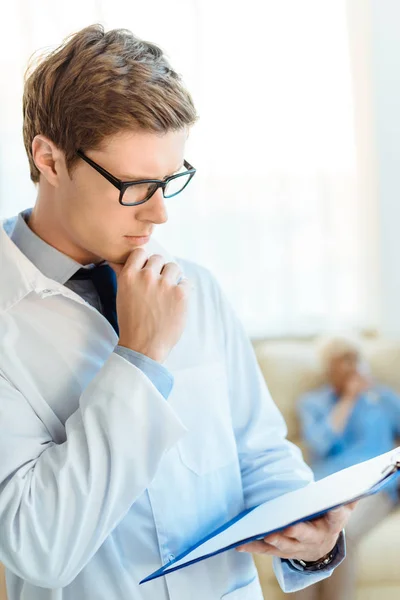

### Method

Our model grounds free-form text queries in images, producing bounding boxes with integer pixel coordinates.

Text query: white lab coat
[0,216,322,600]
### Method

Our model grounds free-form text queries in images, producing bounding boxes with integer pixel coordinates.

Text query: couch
[252,337,400,600]
[1,337,400,600]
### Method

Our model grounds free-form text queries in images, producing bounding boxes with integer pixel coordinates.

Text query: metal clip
[381,452,400,478]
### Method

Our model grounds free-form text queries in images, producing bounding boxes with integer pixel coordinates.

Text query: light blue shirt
[298,384,400,503]
[0,213,344,600]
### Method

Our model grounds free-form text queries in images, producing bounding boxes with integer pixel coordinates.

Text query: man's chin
[98,237,152,266]
[107,248,148,266]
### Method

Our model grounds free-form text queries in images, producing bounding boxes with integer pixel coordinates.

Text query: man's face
[55,128,187,265]
[328,352,359,392]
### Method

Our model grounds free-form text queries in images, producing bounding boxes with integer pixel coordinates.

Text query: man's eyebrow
[115,162,184,182]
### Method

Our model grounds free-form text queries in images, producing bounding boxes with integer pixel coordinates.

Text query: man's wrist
[118,341,163,363]
[290,542,339,572]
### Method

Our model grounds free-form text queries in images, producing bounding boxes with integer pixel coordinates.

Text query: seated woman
[293,335,400,600]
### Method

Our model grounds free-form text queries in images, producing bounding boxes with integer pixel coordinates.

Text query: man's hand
[343,373,370,401]
[109,249,191,363]
[331,373,371,433]
[236,502,357,561]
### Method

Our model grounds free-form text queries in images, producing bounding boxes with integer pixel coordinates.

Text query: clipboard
[141,447,400,584]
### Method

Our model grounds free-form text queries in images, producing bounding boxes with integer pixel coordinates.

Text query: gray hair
[316,334,361,373]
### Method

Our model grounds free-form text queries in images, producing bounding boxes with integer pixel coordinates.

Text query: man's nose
[136,188,168,225]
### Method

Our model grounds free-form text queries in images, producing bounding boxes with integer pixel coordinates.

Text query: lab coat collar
[0,217,42,311]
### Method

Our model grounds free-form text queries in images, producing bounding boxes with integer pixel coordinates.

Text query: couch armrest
[0,564,7,600]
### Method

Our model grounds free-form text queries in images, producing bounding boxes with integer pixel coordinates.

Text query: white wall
[347,0,400,337]
[346,0,380,335]
[371,0,400,337]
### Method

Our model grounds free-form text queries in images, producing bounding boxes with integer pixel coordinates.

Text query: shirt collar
[11,209,82,284]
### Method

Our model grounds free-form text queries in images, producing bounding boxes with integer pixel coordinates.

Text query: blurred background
[2,1,400,599]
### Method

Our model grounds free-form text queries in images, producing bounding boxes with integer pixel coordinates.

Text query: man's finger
[236,541,270,554]
[324,506,352,533]
[143,254,165,274]
[109,247,149,276]
[284,521,324,543]
[124,247,149,271]
[176,277,193,297]
[236,540,281,554]
[160,262,182,284]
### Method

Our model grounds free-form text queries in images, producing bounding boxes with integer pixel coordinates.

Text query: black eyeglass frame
[76,150,196,206]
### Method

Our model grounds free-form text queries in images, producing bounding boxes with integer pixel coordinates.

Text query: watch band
[289,543,338,572]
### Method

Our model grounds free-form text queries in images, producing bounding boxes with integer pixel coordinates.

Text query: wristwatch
[289,543,339,572]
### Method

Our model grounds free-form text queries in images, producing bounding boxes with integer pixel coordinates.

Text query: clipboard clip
[381,452,400,478]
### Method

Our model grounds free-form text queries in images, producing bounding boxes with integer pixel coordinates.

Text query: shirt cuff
[114,346,174,400]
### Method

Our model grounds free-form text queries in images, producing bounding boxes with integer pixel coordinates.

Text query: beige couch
[0,569,4,600]
[252,337,400,600]
[1,337,399,600]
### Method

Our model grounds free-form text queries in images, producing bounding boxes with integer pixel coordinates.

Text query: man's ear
[31,135,65,187]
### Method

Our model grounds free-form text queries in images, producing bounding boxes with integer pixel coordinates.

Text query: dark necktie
[70,264,119,335]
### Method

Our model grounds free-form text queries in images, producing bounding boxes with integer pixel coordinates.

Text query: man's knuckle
[124,268,136,283]
[159,276,171,290]
[281,540,294,553]
[141,268,154,283]
[132,247,147,260]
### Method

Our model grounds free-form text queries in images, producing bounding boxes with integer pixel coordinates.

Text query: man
[294,335,400,600]
[0,24,352,600]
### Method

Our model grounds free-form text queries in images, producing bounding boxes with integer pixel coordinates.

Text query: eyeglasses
[76,150,196,206]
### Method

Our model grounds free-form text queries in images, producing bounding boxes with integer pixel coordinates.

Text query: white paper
[169,447,400,570]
